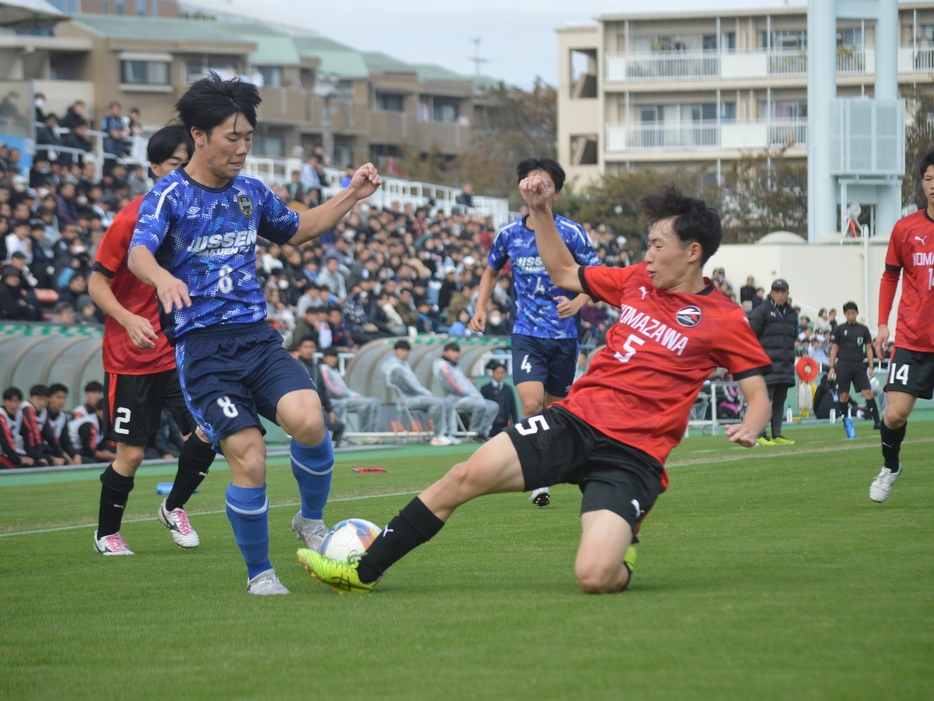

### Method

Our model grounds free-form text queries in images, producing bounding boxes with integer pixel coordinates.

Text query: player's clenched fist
[519,175,553,212]
[348,163,382,200]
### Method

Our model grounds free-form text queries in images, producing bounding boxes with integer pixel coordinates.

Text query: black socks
[98,464,134,537]
[880,421,906,472]
[356,497,445,584]
[165,437,215,512]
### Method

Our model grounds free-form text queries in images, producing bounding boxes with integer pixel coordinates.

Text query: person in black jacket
[747,278,797,445]
[479,361,519,437]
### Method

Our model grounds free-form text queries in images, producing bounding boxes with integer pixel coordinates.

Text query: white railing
[605,119,807,153]
[606,48,875,82]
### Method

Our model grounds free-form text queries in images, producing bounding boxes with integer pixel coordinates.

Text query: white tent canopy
[0,0,68,29]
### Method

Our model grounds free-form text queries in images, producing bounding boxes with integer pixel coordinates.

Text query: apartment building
[557,3,934,186]
[2,5,485,169]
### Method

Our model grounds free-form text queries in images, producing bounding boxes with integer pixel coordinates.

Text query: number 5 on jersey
[614,334,645,363]
[516,415,550,436]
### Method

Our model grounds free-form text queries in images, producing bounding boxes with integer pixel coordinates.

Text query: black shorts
[835,360,871,394]
[505,405,664,532]
[885,347,934,400]
[510,334,578,397]
[103,369,197,445]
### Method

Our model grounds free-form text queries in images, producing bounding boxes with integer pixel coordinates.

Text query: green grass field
[1,418,932,701]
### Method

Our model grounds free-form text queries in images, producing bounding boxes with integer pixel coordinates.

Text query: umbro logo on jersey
[675,305,703,327]
[186,206,201,217]
[915,235,927,245]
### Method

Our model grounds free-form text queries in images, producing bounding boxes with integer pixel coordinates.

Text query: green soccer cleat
[297,548,377,594]
[771,436,795,445]
[624,545,637,573]
[756,437,775,446]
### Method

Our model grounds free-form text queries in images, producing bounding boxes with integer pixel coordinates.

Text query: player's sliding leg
[298,432,526,593]
[94,442,144,556]
[575,510,635,594]
[277,389,333,552]
[159,429,215,549]
[871,391,916,503]
[221,427,288,595]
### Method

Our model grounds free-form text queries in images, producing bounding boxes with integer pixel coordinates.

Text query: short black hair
[394,339,411,350]
[48,383,68,395]
[175,72,261,139]
[3,386,23,401]
[638,183,722,265]
[842,301,858,313]
[920,149,934,178]
[322,347,339,358]
[29,384,49,398]
[443,342,461,352]
[299,335,317,347]
[516,158,566,192]
[84,381,103,393]
[147,123,191,165]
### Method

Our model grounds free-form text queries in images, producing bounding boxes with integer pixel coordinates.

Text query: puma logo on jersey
[915,236,927,245]
[631,499,645,519]
[639,286,651,299]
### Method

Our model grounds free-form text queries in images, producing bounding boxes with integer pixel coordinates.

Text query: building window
[836,28,863,48]
[253,134,284,157]
[186,59,238,82]
[115,0,125,14]
[433,99,459,123]
[136,0,146,15]
[375,93,405,112]
[767,30,807,51]
[121,60,170,85]
[256,66,282,88]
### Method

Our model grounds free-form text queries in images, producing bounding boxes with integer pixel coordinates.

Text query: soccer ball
[320,518,381,562]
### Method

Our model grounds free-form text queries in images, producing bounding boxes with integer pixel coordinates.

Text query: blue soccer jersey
[489,214,600,339]
[130,169,299,342]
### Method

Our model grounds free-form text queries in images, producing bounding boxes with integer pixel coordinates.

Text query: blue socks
[225,484,271,579]
[290,435,334,520]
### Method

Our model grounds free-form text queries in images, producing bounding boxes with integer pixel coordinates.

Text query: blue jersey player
[128,74,381,595]
[470,158,600,507]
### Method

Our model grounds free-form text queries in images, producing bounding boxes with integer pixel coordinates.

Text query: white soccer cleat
[430,436,453,446]
[291,510,328,552]
[246,568,290,596]
[870,465,900,503]
[157,499,200,548]
[93,530,135,556]
[529,487,551,508]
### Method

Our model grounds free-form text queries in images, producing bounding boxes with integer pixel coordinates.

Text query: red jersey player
[298,182,772,595]
[87,124,216,556]
[870,151,934,503]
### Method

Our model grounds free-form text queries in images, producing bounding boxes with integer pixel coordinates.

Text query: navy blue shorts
[176,321,316,444]
[510,334,578,398]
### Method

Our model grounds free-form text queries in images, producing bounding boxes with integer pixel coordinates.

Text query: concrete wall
[703,240,900,333]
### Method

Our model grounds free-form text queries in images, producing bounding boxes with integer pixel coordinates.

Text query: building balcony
[605,48,878,83]
[415,120,470,155]
[605,119,807,153]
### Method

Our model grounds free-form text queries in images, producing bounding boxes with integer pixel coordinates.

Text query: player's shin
[356,497,445,584]
[165,436,215,511]
[98,464,134,537]
[225,484,272,578]
[290,434,333,520]
[880,421,906,473]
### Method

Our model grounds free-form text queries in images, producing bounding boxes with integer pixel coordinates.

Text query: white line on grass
[4,436,931,539]
[0,490,422,539]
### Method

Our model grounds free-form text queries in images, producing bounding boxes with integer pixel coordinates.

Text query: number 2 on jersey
[614,334,645,363]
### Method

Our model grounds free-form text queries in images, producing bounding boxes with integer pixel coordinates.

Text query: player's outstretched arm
[127,245,191,313]
[725,375,770,447]
[88,270,158,349]
[291,164,381,246]
[519,176,583,293]
[469,266,499,332]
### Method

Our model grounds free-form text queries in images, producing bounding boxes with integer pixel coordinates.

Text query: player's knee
[575,560,627,594]
[288,412,326,446]
[521,397,543,417]
[116,443,145,472]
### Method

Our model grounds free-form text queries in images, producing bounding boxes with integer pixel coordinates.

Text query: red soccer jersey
[565,262,771,466]
[94,195,176,375]
[879,210,934,352]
